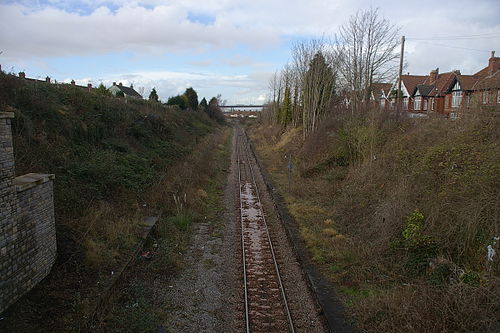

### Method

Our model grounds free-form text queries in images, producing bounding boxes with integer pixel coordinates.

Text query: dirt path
[155,129,240,332]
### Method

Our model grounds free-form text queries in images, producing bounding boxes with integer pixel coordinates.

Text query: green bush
[402,210,437,274]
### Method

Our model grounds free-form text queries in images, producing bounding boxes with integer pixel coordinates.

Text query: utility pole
[397,36,405,112]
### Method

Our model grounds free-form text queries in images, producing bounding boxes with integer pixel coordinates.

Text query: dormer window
[451,81,462,108]
[452,91,462,108]
[414,97,421,111]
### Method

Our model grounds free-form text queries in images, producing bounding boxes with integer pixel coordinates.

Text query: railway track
[236,127,295,333]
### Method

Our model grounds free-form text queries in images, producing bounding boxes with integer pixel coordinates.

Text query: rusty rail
[236,127,295,333]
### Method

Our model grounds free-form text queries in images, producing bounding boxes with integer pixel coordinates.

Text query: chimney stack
[87,83,92,91]
[118,82,123,87]
[113,82,116,86]
[489,50,499,75]
[19,72,25,79]
[71,80,75,85]
[430,68,439,85]
[45,76,50,83]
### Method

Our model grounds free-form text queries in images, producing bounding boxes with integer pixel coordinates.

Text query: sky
[1,0,499,104]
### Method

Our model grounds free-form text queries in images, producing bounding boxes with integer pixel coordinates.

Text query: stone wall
[0,112,56,314]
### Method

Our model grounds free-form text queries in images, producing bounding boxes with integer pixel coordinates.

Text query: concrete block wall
[0,112,56,314]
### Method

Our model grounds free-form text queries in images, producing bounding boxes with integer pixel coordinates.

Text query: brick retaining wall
[0,112,56,314]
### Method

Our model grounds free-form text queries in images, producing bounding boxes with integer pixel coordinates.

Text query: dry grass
[250,107,500,331]
[101,127,232,332]
[82,203,141,269]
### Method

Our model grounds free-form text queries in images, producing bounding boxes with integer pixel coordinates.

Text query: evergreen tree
[279,84,292,125]
[96,83,110,96]
[149,88,159,102]
[116,90,125,98]
[184,87,199,110]
[199,97,208,110]
[166,94,188,110]
[205,97,225,123]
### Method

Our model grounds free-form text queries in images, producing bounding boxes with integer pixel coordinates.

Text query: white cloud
[77,69,272,104]
[1,0,499,103]
[0,3,280,59]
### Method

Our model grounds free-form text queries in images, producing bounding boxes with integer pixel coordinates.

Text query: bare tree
[336,8,400,111]
[263,71,282,125]
[291,39,338,137]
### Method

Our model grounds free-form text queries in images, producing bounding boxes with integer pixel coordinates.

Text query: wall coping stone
[14,173,56,192]
[0,112,15,119]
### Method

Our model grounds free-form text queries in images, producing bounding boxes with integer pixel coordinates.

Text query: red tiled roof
[472,70,500,90]
[371,82,392,97]
[473,57,499,79]
[422,72,455,96]
[401,75,427,96]
[473,66,489,79]
[456,75,478,90]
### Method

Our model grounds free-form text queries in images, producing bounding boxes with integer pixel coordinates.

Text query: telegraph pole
[397,36,405,112]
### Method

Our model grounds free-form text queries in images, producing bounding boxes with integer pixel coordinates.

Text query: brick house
[108,82,143,99]
[385,51,500,116]
[14,71,94,92]
[370,83,392,109]
[469,52,500,107]
[388,74,427,111]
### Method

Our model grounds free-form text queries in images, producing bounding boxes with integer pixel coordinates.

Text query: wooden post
[287,154,292,192]
[397,36,405,112]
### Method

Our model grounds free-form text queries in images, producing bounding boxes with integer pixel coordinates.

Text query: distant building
[370,83,392,109]
[108,82,143,99]
[13,71,94,92]
[385,51,500,116]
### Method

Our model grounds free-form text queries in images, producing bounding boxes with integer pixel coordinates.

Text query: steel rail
[236,131,251,333]
[237,126,295,333]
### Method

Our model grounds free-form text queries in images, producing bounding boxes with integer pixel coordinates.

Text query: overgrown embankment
[0,72,225,331]
[250,108,499,332]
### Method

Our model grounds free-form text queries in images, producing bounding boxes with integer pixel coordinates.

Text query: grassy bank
[250,108,499,332]
[0,72,223,331]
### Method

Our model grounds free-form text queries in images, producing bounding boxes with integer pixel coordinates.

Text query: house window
[482,91,488,104]
[403,98,408,110]
[497,90,500,103]
[452,91,462,108]
[414,97,421,111]
[431,98,435,111]
[423,98,428,111]
[380,98,386,108]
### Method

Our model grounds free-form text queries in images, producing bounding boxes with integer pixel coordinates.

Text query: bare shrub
[250,106,499,332]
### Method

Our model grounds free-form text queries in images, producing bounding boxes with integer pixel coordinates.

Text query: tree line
[263,8,400,137]
[154,87,225,122]
[95,82,225,123]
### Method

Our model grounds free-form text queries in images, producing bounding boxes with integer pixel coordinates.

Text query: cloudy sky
[1,0,499,104]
